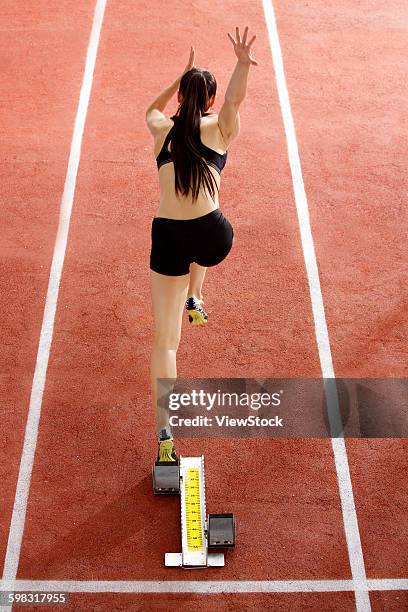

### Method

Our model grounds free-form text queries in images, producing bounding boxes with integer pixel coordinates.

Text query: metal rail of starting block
[153,455,236,568]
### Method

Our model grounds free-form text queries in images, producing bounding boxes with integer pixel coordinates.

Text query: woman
[145,26,258,461]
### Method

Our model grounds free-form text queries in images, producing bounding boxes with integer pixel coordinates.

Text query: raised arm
[218,26,258,146]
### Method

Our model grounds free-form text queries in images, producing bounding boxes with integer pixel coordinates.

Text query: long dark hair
[170,67,219,204]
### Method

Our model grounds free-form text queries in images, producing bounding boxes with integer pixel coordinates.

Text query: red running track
[1,0,407,610]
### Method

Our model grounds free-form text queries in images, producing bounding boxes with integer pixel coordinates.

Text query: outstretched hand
[181,45,195,76]
[227,26,258,66]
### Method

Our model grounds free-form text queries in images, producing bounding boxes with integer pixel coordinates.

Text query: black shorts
[150,208,234,276]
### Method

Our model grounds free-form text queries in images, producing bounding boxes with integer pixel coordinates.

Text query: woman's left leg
[150,269,190,438]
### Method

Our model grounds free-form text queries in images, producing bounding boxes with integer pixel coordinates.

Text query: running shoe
[185,295,208,325]
[157,428,178,463]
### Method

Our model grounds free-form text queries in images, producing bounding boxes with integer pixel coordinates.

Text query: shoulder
[202,112,234,150]
[201,112,222,135]
[145,109,173,137]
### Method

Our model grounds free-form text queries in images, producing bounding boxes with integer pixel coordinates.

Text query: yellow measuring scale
[185,468,203,551]
[180,456,207,566]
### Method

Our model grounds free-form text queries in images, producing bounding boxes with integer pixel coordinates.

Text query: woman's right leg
[193,211,234,270]
[187,262,207,301]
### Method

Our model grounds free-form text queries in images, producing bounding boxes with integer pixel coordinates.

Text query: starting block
[152,455,236,568]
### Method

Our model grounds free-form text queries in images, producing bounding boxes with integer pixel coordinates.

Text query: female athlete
[145,26,258,461]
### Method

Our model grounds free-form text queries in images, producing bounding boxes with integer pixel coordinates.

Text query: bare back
[153,113,235,220]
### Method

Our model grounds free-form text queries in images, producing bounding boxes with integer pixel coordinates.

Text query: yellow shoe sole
[158,439,177,462]
[188,310,208,325]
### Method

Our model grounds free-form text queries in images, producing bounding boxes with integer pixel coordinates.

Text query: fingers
[242,26,248,44]
[229,26,256,48]
[227,32,236,46]
[186,45,195,71]
[235,26,241,44]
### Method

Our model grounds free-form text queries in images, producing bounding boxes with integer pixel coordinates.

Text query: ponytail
[170,68,219,204]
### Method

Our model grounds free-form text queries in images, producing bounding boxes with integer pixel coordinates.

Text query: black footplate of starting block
[208,513,236,549]
[152,462,180,495]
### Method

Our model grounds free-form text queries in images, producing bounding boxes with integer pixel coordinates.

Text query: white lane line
[0,579,369,594]
[368,579,408,591]
[261,1,370,610]
[0,579,407,593]
[1,0,107,595]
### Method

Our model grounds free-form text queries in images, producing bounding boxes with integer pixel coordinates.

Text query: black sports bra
[156,114,228,175]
